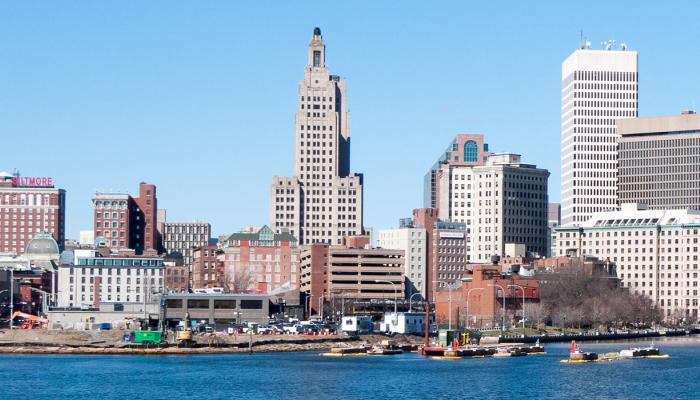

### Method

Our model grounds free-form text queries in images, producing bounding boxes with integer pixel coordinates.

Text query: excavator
[175,312,194,346]
[11,311,48,329]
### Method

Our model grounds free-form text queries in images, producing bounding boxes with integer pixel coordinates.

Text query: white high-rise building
[270,28,364,245]
[378,221,427,299]
[560,43,638,226]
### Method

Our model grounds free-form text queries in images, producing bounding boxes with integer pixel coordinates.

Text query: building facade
[162,222,211,267]
[217,226,300,294]
[555,203,700,321]
[192,245,223,290]
[548,203,561,257]
[561,44,638,226]
[434,264,539,329]
[57,250,164,308]
[0,171,65,255]
[377,220,427,299]
[92,182,158,253]
[423,133,491,210]
[300,244,405,315]
[270,27,364,246]
[436,153,550,262]
[617,111,700,210]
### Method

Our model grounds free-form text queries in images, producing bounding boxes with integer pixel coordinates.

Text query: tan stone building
[556,203,700,321]
[300,244,404,316]
[270,28,364,246]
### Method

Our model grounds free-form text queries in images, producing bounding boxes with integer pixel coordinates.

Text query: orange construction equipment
[11,311,48,329]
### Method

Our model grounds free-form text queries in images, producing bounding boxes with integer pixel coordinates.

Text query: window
[187,299,210,309]
[240,300,263,309]
[313,50,321,67]
[166,299,183,308]
[464,140,478,162]
[214,300,237,309]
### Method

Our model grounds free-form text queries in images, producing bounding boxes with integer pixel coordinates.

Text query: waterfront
[1,337,699,399]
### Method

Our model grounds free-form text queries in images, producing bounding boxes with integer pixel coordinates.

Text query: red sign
[12,177,54,187]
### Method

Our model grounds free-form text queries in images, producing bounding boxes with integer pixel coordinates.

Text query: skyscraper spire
[308,27,325,68]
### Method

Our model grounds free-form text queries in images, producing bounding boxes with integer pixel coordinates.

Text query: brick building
[192,245,223,290]
[217,226,300,295]
[435,264,539,329]
[0,171,66,255]
[92,182,157,254]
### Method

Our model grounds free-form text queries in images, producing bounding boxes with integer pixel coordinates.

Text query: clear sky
[2,1,699,240]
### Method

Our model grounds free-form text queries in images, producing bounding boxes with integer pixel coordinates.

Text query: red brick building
[217,226,300,294]
[435,264,539,329]
[192,245,223,290]
[0,171,65,255]
[92,182,157,254]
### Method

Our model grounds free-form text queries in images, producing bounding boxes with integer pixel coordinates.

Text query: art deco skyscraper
[560,42,638,226]
[270,28,364,245]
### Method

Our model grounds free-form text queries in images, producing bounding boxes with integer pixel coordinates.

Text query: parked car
[283,324,302,334]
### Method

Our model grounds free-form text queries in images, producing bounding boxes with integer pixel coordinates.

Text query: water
[2,337,699,400]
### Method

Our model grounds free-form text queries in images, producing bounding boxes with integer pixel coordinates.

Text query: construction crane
[175,312,194,346]
[11,311,48,329]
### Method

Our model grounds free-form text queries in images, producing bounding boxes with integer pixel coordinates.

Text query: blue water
[1,337,699,400]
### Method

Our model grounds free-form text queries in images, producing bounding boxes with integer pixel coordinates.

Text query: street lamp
[30,287,50,317]
[374,280,397,324]
[433,280,457,330]
[507,284,526,331]
[409,292,422,313]
[465,287,484,329]
[318,296,324,321]
[488,283,506,332]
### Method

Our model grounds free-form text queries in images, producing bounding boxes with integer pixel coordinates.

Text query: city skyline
[3,2,700,239]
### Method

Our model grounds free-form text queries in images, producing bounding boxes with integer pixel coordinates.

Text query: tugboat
[561,340,598,363]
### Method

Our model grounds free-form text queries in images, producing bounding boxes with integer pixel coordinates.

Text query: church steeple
[308,27,325,68]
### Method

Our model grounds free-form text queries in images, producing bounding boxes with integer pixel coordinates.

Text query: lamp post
[318,296,324,321]
[374,280,397,324]
[30,287,50,317]
[465,287,484,329]
[433,280,456,330]
[507,284,526,331]
[409,292,422,313]
[488,283,506,332]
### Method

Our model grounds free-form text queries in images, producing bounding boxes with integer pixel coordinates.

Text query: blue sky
[2,1,699,240]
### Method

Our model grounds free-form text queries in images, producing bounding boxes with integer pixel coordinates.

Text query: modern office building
[0,171,66,255]
[423,133,491,210]
[617,111,700,210]
[162,222,211,267]
[92,182,158,253]
[555,203,700,321]
[270,27,364,246]
[561,43,638,226]
[436,153,550,262]
[300,244,404,315]
[377,219,427,299]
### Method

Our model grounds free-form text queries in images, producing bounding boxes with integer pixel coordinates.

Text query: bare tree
[223,266,254,293]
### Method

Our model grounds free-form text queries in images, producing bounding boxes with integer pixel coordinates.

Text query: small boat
[619,344,666,358]
[493,347,527,358]
[367,340,403,356]
[561,340,598,363]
